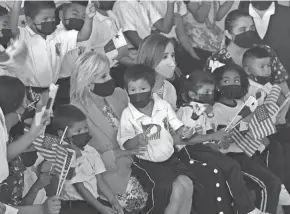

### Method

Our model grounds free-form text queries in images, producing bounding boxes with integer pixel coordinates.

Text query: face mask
[21,151,38,167]
[197,94,215,106]
[91,79,115,97]
[251,1,273,10]
[253,75,271,85]
[155,58,176,79]
[129,91,151,109]
[0,29,12,45]
[233,30,261,48]
[35,21,57,35]
[69,132,92,149]
[64,18,84,31]
[219,85,244,99]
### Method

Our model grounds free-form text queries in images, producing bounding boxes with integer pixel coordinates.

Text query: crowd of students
[1,1,290,214]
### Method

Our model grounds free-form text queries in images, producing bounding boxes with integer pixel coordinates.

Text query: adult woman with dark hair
[0,75,60,214]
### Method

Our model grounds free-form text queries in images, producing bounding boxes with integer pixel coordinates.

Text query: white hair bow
[209,60,225,73]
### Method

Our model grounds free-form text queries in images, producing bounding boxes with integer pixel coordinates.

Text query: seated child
[213,63,288,214]
[52,104,148,214]
[117,64,200,214]
[177,70,267,214]
[243,47,290,124]
[9,1,96,101]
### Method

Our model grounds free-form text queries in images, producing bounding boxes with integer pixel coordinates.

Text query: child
[213,63,283,214]
[0,6,11,51]
[53,104,148,214]
[243,47,290,124]
[177,70,267,214]
[118,64,203,214]
[9,1,96,100]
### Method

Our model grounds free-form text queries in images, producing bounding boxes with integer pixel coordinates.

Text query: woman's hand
[43,196,61,214]
[111,199,124,214]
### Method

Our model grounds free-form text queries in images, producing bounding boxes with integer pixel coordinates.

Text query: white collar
[94,11,111,23]
[249,2,275,19]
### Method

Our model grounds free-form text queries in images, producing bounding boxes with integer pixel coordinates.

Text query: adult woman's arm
[216,1,234,21]
[187,1,211,23]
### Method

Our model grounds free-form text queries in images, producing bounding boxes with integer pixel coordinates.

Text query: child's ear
[25,16,33,26]
[58,9,65,21]
[225,30,233,41]
[244,66,251,75]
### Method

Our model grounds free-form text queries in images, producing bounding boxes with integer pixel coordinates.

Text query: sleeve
[92,151,106,175]
[113,3,137,33]
[262,45,289,84]
[57,30,79,55]
[147,2,163,27]
[166,102,184,131]
[117,109,137,149]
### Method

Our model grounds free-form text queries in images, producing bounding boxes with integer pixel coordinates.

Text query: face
[227,16,255,38]
[155,43,176,79]
[66,120,89,138]
[91,65,112,84]
[0,15,9,33]
[248,57,271,77]
[220,69,241,87]
[127,79,151,95]
[32,8,56,25]
[60,3,86,24]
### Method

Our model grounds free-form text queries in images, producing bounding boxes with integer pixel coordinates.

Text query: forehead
[34,8,55,19]
[164,42,174,53]
[128,79,151,88]
[222,69,240,79]
[69,120,87,131]
[253,57,271,64]
[232,16,254,31]
[198,83,215,92]
[65,3,86,13]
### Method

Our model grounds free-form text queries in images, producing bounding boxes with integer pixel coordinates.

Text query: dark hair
[24,1,55,19]
[184,70,215,94]
[124,64,156,90]
[224,9,250,46]
[0,6,8,17]
[214,63,249,95]
[52,104,86,131]
[0,76,26,115]
[242,47,270,66]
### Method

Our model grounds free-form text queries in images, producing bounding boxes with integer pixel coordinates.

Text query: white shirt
[61,145,106,201]
[249,2,275,39]
[117,93,183,162]
[113,0,162,48]
[176,101,217,150]
[0,108,8,183]
[15,26,78,87]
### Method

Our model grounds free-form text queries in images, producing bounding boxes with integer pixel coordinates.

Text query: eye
[171,53,175,58]
[224,79,229,83]
[235,79,240,83]
[163,54,168,59]
[101,74,107,79]
[141,87,147,90]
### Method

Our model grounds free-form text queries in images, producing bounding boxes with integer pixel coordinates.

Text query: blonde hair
[136,34,174,70]
[70,51,110,106]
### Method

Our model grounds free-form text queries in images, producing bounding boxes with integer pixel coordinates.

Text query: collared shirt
[117,93,183,162]
[249,2,275,39]
[113,0,162,48]
[15,26,78,87]
[61,145,106,201]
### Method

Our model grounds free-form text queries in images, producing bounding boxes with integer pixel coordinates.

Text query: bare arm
[187,1,211,23]
[215,1,234,21]
[9,1,21,37]
[124,31,142,49]
[153,2,175,34]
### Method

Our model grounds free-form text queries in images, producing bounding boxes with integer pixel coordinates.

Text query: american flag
[231,127,263,157]
[52,144,69,175]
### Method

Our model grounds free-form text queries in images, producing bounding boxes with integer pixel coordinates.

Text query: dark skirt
[131,154,197,214]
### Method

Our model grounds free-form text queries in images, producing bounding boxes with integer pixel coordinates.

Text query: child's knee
[171,179,186,202]
[176,175,194,197]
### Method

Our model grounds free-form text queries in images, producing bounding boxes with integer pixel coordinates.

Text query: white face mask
[155,58,176,79]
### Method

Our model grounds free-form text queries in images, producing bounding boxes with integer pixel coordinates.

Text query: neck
[227,42,247,54]
[5,113,19,133]
[153,74,165,92]
[138,100,154,117]
[219,96,235,106]
[254,7,267,18]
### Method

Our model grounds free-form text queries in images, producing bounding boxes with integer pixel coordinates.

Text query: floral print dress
[100,99,148,212]
[204,44,289,84]
[0,137,25,206]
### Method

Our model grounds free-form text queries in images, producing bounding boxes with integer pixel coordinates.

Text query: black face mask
[36,21,57,35]
[64,18,84,31]
[129,91,151,109]
[0,29,12,45]
[197,94,215,106]
[21,151,38,167]
[251,1,273,10]
[219,85,244,99]
[91,79,115,97]
[68,132,92,149]
[233,30,261,48]
[253,75,272,85]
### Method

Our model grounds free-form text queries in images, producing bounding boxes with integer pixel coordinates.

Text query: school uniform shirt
[15,26,78,87]
[0,108,9,183]
[117,93,183,162]
[113,0,162,49]
[61,145,106,201]
[213,101,245,154]
[176,101,217,151]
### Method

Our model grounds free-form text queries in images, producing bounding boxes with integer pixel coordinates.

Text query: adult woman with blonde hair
[136,34,180,109]
[70,51,149,213]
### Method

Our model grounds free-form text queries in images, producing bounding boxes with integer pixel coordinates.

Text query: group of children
[0,1,290,214]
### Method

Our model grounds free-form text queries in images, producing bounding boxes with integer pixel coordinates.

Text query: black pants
[60,199,111,214]
[227,152,281,214]
[182,144,255,214]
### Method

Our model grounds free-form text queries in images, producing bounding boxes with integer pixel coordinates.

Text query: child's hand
[86,1,97,19]
[40,161,53,174]
[137,133,148,147]
[33,174,52,191]
[205,143,221,151]
[43,196,61,214]
[211,128,231,142]
[181,126,194,139]
[0,202,6,214]
[111,199,124,214]
[101,206,117,214]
